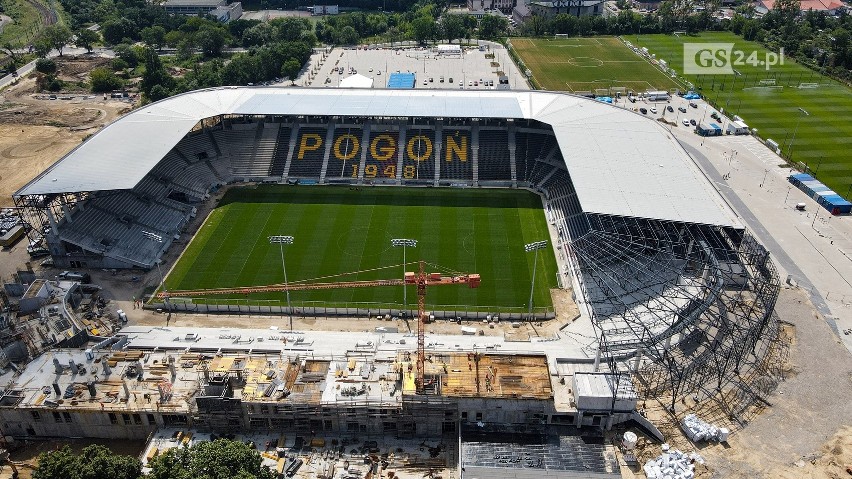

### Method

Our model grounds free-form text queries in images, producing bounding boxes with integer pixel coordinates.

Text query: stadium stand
[440,128,473,182]
[364,128,400,185]
[477,128,512,183]
[515,130,560,188]
[269,125,293,177]
[174,131,215,162]
[402,126,436,185]
[326,126,363,181]
[213,123,279,180]
[287,126,328,178]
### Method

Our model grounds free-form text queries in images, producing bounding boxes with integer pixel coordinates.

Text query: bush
[89,67,124,93]
[111,58,129,71]
[46,77,63,91]
[35,58,57,74]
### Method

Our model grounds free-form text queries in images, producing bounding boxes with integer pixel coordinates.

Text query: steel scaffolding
[563,213,780,413]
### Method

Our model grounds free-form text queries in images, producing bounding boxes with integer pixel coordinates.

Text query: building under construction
[0,343,637,441]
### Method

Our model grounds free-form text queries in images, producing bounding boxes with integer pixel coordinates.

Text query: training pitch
[511,36,682,93]
[630,32,852,195]
[165,186,558,313]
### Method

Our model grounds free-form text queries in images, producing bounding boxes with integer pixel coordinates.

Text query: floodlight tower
[141,231,165,287]
[524,240,548,320]
[269,235,295,331]
[391,238,417,313]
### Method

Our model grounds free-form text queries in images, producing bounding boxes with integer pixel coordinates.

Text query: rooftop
[15,88,740,228]
[0,349,196,413]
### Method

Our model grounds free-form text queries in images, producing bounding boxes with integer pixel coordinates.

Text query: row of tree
[32,439,275,479]
[314,8,509,45]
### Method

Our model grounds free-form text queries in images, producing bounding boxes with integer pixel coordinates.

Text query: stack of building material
[680,414,729,442]
[643,445,703,479]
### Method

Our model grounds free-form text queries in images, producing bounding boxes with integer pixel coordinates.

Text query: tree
[337,25,359,45]
[141,47,173,98]
[33,445,141,479]
[551,13,578,35]
[90,67,124,92]
[522,14,549,36]
[440,14,466,43]
[75,28,100,53]
[411,16,436,44]
[148,84,170,101]
[101,18,136,45]
[35,58,57,74]
[1,42,24,66]
[40,24,73,56]
[113,43,140,67]
[148,439,275,479]
[33,37,53,58]
[478,14,508,40]
[141,26,167,51]
[282,58,300,84]
[195,25,227,57]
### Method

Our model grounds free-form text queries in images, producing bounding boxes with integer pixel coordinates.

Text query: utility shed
[788,173,852,215]
[572,373,637,412]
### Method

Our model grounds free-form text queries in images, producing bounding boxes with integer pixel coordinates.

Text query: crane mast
[157,261,480,394]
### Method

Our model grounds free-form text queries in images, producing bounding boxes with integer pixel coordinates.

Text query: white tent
[436,44,462,55]
[340,74,373,88]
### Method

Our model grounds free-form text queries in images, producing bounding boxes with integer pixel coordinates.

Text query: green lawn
[629,32,852,195]
[511,36,682,93]
[165,185,557,314]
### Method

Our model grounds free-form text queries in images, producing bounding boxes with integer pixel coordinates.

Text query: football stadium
[11,88,780,413]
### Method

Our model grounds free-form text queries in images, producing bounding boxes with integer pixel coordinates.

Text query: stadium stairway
[269,125,292,178]
[318,119,336,184]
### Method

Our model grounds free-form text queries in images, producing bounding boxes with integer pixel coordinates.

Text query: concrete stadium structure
[12,88,780,427]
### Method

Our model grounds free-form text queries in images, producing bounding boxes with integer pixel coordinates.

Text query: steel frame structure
[563,213,780,412]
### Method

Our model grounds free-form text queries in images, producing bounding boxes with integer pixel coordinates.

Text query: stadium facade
[13,88,780,414]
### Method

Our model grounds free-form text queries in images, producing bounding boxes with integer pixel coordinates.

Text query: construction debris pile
[680,414,729,442]
[643,445,704,479]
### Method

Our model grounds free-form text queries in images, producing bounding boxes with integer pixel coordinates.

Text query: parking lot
[302,44,530,90]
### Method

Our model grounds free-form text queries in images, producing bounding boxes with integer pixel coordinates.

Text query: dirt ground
[0,56,134,206]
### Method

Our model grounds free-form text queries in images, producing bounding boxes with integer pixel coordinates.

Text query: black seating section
[288,127,328,178]
[441,129,473,181]
[477,129,511,181]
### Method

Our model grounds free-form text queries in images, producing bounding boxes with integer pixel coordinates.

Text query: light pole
[141,231,165,288]
[269,235,294,331]
[524,240,547,321]
[787,107,809,162]
[391,238,417,313]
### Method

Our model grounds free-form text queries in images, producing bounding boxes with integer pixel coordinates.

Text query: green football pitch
[629,32,852,195]
[164,186,558,313]
[510,36,682,93]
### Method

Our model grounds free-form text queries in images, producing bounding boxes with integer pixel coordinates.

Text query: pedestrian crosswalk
[718,136,781,167]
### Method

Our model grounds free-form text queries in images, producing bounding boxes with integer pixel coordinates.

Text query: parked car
[682,119,690,126]
[650,107,658,114]
[678,106,687,113]
[689,102,698,108]
[690,119,696,126]
[667,106,674,112]
[639,108,648,114]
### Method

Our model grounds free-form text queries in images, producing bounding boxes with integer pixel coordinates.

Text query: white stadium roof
[16,88,740,228]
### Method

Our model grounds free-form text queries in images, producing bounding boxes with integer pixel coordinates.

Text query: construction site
[1,86,850,479]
